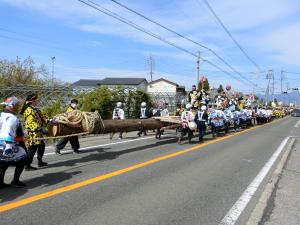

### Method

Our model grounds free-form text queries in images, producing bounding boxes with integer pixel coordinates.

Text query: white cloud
[1,0,300,91]
[204,0,300,30]
[79,40,103,47]
[258,23,300,66]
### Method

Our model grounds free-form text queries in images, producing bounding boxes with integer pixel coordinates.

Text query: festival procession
[2,1,300,225]
[0,77,292,189]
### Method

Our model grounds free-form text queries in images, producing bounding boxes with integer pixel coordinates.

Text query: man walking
[194,105,208,142]
[110,102,125,139]
[55,99,80,154]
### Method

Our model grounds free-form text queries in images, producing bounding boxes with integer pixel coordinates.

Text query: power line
[200,0,262,72]
[80,0,197,57]
[108,0,262,89]
[282,71,300,75]
[78,0,257,88]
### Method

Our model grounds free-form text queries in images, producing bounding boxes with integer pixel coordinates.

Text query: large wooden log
[49,118,180,137]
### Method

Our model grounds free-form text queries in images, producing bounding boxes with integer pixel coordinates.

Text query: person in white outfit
[0,96,27,188]
[178,103,195,144]
[110,102,125,139]
[137,102,151,136]
[159,103,169,117]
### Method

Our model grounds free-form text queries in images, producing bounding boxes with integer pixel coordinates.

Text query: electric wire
[201,0,262,72]
[77,0,262,89]
[108,0,262,89]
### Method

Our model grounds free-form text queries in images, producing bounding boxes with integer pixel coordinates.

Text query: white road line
[219,136,290,225]
[42,135,175,157]
[294,120,300,128]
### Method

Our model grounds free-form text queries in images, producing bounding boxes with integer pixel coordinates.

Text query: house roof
[97,78,148,85]
[148,78,179,87]
[71,79,102,87]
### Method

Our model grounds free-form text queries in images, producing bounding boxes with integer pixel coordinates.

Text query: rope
[53,110,105,135]
[25,132,90,141]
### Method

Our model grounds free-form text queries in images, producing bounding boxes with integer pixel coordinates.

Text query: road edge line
[245,138,296,225]
[219,136,290,225]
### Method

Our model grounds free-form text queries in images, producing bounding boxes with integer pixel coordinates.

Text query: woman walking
[21,94,49,171]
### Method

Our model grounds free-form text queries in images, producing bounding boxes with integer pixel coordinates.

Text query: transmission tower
[148,55,155,82]
[265,69,274,103]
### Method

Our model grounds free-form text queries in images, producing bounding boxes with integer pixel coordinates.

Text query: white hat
[141,102,146,107]
[201,105,207,111]
[1,96,19,107]
[117,102,122,107]
[186,103,192,109]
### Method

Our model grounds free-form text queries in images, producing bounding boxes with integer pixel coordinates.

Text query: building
[147,78,186,113]
[147,78,185,95]
[71,79,102,94]
[97,78,148,91]
[71,78,148,93]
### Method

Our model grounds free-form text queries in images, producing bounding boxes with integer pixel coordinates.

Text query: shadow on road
[0,137,176,203]
[0,171,81,203]
[48,137,177,169]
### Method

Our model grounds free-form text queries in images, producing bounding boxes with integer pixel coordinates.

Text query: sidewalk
[263,140,300,225]
[249,139,300,225]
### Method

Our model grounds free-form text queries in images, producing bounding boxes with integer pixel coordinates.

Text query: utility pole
[196,51,200,87]
[51,56,56,86]
[280,70,285,94]
[148,55,155,82]
[272,69,275,101]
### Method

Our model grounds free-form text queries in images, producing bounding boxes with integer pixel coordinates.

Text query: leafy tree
[111,86,127,106]
[131,89,152,118]
[42,97,66,118]
[80,87,113,119]
[78,87,152,119]
[0,57,49,88]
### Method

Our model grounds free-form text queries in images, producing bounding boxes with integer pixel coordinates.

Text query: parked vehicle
[291,108,300,117]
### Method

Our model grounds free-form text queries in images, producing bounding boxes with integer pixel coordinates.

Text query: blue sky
[1,0,300,94]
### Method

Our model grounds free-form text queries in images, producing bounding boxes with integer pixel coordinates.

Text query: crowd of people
[0,94,80,188]
[109,84,290,144]
[0,87,290,189]
[175,85,290,144]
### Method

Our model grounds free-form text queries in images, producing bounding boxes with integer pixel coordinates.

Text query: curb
[246,138,296,225]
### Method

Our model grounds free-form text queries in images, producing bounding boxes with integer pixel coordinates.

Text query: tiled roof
[148,78,179,87]
[98,78,147,85]
[71,79,102,87]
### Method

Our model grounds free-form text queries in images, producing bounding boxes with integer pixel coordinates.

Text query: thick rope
[26,132,90,141]
[53,110,105,134]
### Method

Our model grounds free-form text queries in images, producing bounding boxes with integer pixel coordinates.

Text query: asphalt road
[0,116,298,225]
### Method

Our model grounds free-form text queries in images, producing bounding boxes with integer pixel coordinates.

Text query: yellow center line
[0,118,285,213]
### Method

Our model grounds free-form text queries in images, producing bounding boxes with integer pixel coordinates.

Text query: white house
[147,78,186,113]
[147,78,185,95]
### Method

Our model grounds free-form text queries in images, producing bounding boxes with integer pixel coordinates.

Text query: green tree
[134,89,152,117]
[42,97,66,118]
[111,86,127,106]
[80,87,113,119]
